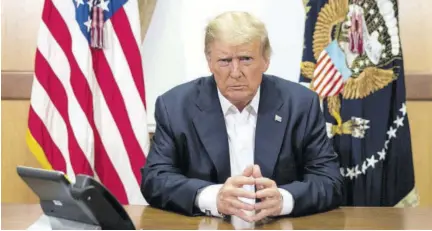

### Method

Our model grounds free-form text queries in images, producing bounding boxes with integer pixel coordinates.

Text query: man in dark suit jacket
[141,11,342,223]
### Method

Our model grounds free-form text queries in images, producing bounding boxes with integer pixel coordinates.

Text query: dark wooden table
[2,203,432,229]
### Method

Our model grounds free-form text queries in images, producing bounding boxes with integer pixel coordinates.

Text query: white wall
[141,0,305,131]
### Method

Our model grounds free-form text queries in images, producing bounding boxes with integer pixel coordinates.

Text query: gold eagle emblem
[301,0,401,135]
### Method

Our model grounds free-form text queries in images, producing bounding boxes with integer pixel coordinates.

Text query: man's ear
[262,57,270,73]
[206,53,213,72]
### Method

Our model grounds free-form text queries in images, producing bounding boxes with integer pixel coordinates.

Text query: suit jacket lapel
[255,76,287,179]
[192,77,231,183]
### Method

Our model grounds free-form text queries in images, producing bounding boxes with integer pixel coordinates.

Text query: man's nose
[230,59,241,78]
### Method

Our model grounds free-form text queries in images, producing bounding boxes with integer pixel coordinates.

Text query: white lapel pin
[275,115,282,122]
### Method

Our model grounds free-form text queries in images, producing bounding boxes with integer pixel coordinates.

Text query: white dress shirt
[195,87,294,218]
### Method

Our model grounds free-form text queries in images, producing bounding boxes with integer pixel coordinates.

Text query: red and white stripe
[312,50,344,97]
[27,0,149,205]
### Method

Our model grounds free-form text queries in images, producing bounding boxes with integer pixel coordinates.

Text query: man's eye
[240,57,252,62]
[218,59,231,66]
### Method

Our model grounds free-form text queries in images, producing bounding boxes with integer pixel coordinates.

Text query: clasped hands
[216,165,282,222]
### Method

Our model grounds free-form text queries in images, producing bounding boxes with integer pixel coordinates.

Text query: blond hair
[204,11,272,59]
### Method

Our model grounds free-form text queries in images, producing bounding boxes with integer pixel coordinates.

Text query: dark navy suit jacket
[141,75,343,217]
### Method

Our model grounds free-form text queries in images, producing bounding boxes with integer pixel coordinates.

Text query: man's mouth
[229,85,245,90]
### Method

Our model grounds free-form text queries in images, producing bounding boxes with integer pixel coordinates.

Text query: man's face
[207,39,269,107]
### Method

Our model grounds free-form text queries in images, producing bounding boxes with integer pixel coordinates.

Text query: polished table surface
[2,203,432,230]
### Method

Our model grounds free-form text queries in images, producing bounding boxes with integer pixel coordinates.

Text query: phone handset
[71,175,136,230]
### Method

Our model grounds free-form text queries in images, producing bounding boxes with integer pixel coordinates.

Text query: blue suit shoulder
[157,76,210,108]
[265,74,318,104]
[154,76,214,133]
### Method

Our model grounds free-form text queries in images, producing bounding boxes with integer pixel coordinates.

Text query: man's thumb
[242,165,254,177]
[253,164,262,178]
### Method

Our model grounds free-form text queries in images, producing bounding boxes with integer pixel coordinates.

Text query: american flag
[26,0,149,205]
[312,40,352,97]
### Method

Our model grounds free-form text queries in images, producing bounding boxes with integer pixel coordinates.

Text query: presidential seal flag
[299,0,419,206]
[26,0,150,205]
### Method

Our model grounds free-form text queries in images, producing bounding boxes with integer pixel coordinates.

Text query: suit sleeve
[141,96,213,216]
[280,94,343,216]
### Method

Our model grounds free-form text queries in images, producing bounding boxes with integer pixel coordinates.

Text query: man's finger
[254,197,280,210]
[226,207,253,223]
[233,209,253,223]
[256,188,280,199]
[242,165,254,177]
[230,176,255,187]
[226,198,255,211]
[229,188,256,199]
[252,164,262,178]
[255,177,276,189]
[252,208,272,222]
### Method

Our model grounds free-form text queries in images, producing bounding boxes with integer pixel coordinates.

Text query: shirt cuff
[278,188,294,215]
[195,184,224,217]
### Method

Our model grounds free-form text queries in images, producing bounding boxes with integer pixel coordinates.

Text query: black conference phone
[17,166,136,230]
